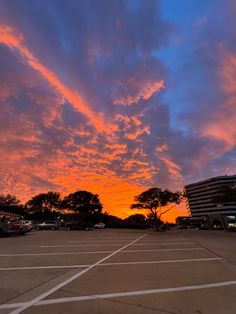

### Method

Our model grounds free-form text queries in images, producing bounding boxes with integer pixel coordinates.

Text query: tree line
[0,185,236,230]
[0,190,101,222]
[0,187,185,230]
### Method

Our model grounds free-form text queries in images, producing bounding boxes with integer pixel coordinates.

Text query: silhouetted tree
[131,188,182,231]
[0,194,25,215]
[62,190,103,215]
[124,214,146,225]
[0,194,20,207]
[26,191,61,213]
[147,212,162,227]
[100,212,123,227]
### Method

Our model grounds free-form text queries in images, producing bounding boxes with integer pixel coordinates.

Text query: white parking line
[40,244,129,248]
[131,242,194,246]
[141,238,188,241]
[1,280,236,309]
[8,234,146,314]
[65,237,144,241]
[37,280,236,305]
[68,238,188,243]
[66,241,143,244]
[40,242,194,248]
[0,257,222,271]
[0,247,204,257]
[124,248,203,253]
[0,251,113,257]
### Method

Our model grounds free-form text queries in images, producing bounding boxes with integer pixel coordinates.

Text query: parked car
[187,225,198,230]
[65,221,94,231]
[0,222,15,237]
[213,225,224,230]
[20,220,36,232]
[225,226,236,232]
[94,222,105,229]
[199,224,211,230]
[177,225,188,229]
[7,220,26,235]
[0,220,26,236]
[36,221,59,230]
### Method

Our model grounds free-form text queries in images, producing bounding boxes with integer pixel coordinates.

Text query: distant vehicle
[20,220,36,231]
[187,225,197,230]
[94,222,105,229]
[213,225,224,230]
[177,225,188,229]
[225,226,236,232]
[36,221,59,230]
[65,221,94,231]
[199,224,211,230]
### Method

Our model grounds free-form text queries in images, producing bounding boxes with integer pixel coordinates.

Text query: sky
[0,0,236,222]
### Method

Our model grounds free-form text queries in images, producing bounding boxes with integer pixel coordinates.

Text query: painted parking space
[104,248,212,263]
[0,268,78,304]
[45,259,234,299]
[0,252,111,268]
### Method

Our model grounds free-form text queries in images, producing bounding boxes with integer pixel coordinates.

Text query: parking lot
[0,229,236,314]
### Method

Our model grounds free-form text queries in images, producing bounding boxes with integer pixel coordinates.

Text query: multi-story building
[184,175,236,228]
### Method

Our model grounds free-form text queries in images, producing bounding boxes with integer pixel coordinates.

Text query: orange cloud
[160,156,181,176]
[113,79,164,105]
[0,25,113,133]
[156,143,168,152]
[0,144,186,222]
[126,125,150,140]
[123,159,149,170]
[115,114,143,126]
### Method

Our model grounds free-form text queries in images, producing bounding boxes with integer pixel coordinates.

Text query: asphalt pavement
[0,228,235,314]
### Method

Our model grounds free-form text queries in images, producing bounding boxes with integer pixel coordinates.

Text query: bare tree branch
[158,205,175,218]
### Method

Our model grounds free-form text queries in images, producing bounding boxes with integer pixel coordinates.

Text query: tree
[26,191,61,213]
[100,212,123,227]
[130,188,182,231]
[0,194,25,215]
[0,194,20,207]
[124,214,146,226]
[62,190,103,215]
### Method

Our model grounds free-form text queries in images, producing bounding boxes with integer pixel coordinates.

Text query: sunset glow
[1,0,236,222]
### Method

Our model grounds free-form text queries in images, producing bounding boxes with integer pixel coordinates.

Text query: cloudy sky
[0,0,236,221]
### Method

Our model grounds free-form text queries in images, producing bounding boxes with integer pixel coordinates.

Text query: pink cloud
[201,50,236,149]
[126,126,150,140]
[160,156,181,176]
[113,79,164,106]
[156,143,168,152]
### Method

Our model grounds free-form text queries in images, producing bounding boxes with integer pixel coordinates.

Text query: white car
[20,220,36,231]
[94,223,105,229]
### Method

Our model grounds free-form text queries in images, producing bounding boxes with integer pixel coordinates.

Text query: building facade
[184,175,236,228]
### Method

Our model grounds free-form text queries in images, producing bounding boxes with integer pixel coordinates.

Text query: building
[184,175,236,228]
